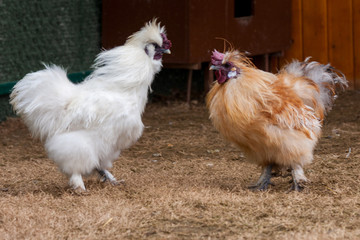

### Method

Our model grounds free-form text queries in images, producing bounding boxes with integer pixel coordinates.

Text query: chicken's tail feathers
[10,64,75,141]
[284,57,348,114]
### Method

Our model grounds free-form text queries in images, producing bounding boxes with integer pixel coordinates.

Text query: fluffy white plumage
[10,19,171,191]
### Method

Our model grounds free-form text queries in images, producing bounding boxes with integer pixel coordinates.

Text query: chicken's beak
[163,49,171,54]
[209,65,220,71]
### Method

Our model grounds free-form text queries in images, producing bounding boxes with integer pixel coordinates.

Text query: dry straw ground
[1,91,360,239]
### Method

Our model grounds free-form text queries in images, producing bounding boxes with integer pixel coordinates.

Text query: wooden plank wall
[276,0,360,89]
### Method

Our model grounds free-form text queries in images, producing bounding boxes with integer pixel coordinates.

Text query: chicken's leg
[69,173,86,191]
[290,165,307,191]
[97,169,119,185]
[248,164,274,191]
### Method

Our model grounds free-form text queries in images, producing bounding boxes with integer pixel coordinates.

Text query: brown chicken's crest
[211,50,225,66]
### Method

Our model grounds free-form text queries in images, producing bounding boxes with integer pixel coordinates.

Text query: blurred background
[0,0,359,120]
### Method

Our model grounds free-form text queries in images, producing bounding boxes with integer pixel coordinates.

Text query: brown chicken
[206,49,347,191]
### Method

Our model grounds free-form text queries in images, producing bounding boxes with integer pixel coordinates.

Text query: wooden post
[187,69,193,105]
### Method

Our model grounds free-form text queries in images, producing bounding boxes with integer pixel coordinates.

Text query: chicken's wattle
[154,52,163,60]
[215,70,227,84]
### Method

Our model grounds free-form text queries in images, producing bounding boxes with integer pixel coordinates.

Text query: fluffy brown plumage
[206,50,347,191]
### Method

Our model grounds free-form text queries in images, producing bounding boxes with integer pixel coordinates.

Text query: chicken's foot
[97,169,119,185]
[248,164,274,191]
[290,179,305,191]
[69,174,86,192]
[289,165,307,192]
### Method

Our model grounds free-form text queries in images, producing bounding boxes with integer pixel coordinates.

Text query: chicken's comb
[161,33,172,50]
[211,50,225,65]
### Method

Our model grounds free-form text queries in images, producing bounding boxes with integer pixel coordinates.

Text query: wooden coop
[279,0,360,90]
[102,0,292,103]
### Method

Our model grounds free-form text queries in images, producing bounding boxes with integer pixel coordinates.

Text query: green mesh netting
[0,0,101,120]
[0,0,101,83]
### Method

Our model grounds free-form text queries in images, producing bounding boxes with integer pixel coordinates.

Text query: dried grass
[1,91,360,239]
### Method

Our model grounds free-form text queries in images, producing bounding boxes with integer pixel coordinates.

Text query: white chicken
[10,19,172,191]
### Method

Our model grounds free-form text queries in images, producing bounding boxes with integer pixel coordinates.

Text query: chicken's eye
[224,63,231,68]
[152,43,160,49]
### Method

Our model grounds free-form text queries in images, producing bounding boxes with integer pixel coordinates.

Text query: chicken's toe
[72,186,89,195]
[289,179,306,192]
[248,164,274,191]
[248,180,275,191]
